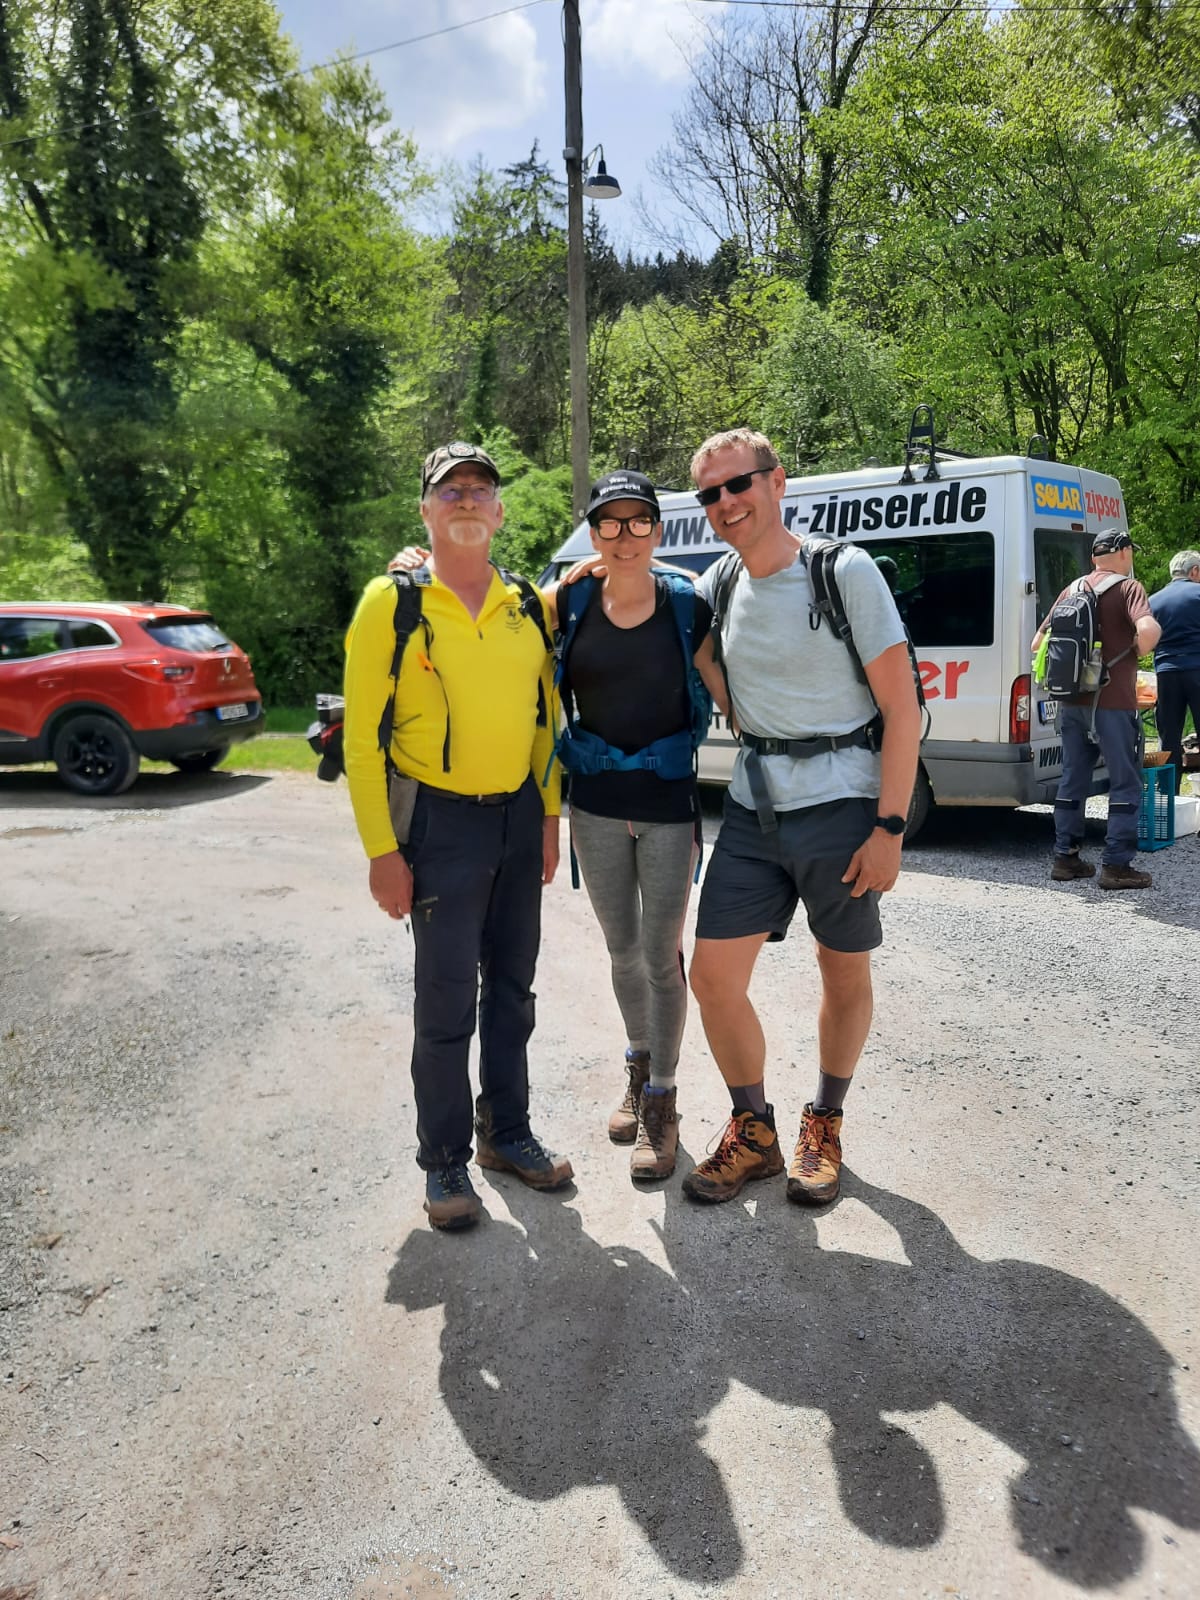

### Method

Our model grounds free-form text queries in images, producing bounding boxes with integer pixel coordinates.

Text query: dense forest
[2,0,1198,705]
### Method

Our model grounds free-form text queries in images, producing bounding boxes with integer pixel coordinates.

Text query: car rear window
[67,619,119,649]
[143,617,230,652]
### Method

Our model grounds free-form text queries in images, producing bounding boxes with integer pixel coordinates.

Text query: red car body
[0,601,263,795]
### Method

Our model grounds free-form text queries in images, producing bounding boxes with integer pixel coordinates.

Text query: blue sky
[270,0,726,254]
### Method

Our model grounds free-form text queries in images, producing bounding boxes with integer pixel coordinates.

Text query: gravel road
[2,767,1198,1600]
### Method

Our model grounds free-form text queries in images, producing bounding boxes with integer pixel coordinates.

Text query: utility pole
[563,0,589,521]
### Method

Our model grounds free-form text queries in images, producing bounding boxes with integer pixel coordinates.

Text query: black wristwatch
[874,814,906,836]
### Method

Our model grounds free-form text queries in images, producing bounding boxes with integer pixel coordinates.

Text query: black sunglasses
[695,466,775,507]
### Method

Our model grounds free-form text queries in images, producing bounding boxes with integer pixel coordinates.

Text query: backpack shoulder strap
[379,571,436,762]
[653,569,698,660]
[708,551,743,669]
[494,562,554,655]
[803,537,867,684]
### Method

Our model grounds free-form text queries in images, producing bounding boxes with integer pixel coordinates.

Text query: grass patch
[263,704,315,734]
[221,735,313,773]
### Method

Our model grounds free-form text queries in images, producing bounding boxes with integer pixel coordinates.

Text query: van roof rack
[899,405,940,484]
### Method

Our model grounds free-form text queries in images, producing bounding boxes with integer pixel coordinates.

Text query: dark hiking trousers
[1156,669,1200,795]
[1053,705,1143,866]
[403,776,544,1170]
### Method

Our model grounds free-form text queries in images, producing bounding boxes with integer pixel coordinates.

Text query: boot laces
[436,1164,467,1195]
[796,1114,833,1175]
[702,1115,749,1174]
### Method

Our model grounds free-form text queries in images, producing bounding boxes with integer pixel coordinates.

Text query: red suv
[0,602,263,796]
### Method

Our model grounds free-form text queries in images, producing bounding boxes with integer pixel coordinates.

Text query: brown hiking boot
[630,1086,679,1182]
[1098,862,1152,891]
[608,1049,650,1144]
[681,1107,784,1204]
[787,1103,844,1206]
[1051,853,1095,881]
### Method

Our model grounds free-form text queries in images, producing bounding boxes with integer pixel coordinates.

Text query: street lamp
[563,1,621,520]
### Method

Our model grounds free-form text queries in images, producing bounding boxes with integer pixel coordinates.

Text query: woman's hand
[387,546,431,573]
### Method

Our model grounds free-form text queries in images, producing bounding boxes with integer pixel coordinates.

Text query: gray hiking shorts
[696,794,883,952]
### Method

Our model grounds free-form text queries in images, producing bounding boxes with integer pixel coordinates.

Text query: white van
[543,446,1130,834]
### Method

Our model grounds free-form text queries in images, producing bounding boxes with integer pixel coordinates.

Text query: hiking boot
[1098,862,1153,891]
[475,1128,574,1190]
[423,1163,482,1231]
[1051,853,1095,881]
[787,1103,844,1206]
[609,1049,650,1143]
[630,1086,679,1183]
[681,1107,784,1204]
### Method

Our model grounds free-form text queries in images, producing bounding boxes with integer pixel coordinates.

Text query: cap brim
[424,458,501,491]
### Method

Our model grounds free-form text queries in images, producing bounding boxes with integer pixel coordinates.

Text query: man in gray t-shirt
[681,428,922,1211]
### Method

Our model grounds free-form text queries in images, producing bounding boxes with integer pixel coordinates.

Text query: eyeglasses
[695,466,774,508]
[435,481,498,504]
[592,514,655,540]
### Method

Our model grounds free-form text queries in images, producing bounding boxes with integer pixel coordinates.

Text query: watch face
[877,814,906,835]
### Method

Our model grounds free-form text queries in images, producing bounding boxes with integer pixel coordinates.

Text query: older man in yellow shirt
[343,442,571,1231]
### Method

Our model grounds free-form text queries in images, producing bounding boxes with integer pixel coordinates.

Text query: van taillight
[1009,674,1030,743]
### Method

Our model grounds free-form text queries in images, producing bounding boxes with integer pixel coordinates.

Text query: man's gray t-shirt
[699,544,907,813]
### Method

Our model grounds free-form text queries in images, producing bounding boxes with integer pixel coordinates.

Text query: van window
[854,529,996,647]
[1034,526,1092,622]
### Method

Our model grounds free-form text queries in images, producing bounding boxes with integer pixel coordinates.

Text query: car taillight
[1009,674,1030,743]
[123,662,195,684]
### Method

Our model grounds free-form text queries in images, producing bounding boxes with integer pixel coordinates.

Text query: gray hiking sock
[813,1071,852,1113]
[731,1080,768,1116]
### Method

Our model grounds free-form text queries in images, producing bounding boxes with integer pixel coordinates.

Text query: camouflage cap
[421,441,501,495]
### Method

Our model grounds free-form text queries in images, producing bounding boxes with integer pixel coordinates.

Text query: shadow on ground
[0,768,272,813]
[386,1164,1200,1588]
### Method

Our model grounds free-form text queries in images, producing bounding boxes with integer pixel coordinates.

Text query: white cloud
[583,0,725,85]
[287,0,548,153]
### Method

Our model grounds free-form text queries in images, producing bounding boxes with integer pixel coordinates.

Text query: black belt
[421,783,519,806]
[742,719,881,833]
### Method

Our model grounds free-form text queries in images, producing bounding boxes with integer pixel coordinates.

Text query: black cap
[1092,528,1140,555]
[422,441,500,495]
[586,469,660,523]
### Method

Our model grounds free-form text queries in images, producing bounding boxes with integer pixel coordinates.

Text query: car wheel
[170,748,227,775]
[52,713,140,797]
[905,766,933,842]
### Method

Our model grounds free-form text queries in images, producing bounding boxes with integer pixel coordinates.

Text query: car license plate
[216,702,249,722]
[1038,699,1058,724]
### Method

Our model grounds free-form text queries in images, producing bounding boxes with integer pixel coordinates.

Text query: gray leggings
[569,807,698,1085]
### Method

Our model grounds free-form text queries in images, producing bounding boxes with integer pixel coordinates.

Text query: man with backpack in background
[1032,529,1160,890]
[680,428,922,1211]
[342,442,572,1232]
[1148,549,1200,797]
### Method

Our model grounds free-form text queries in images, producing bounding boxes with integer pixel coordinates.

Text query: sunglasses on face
[694,466,774,508]
[434,481,498,504]
[592,514,655,540]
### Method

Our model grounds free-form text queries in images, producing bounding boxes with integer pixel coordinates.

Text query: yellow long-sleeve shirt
[343,569,561,858]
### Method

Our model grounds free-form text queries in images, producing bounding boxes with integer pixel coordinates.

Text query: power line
[0,0,552,155]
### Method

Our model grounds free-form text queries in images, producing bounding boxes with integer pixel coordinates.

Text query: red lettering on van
[1084,489,1123,520]
[918,660,970,700]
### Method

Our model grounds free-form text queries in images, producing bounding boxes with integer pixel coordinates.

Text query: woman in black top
[557,470,724,1183]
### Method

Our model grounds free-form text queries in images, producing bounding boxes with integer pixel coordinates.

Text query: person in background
[1031,529,1160,890]
[1149,549,1200,796]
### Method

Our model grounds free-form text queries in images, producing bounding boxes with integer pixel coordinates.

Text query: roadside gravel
[2,769,1198,1600]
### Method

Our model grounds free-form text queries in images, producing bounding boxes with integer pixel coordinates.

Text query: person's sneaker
[1098,862,1153,891]
[609,1049,650,1143]
[1051,853,1095,881]
[629,1086,679,1182]
[787,1103,844,1206]
[681,1107,784,1204]
[475,1129,574,1190]
[423,1163,482,1231]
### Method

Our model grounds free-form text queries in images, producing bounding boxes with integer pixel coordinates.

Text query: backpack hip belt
[741,719,882,760]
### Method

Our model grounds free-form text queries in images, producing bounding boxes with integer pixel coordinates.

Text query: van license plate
[1038,700,1058,724]
[217,702,249,721]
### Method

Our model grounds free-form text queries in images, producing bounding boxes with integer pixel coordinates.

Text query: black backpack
[308,564,551,782]
[1037,573,1128,701]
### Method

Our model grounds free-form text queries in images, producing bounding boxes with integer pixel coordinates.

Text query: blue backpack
[549,570,713,784]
